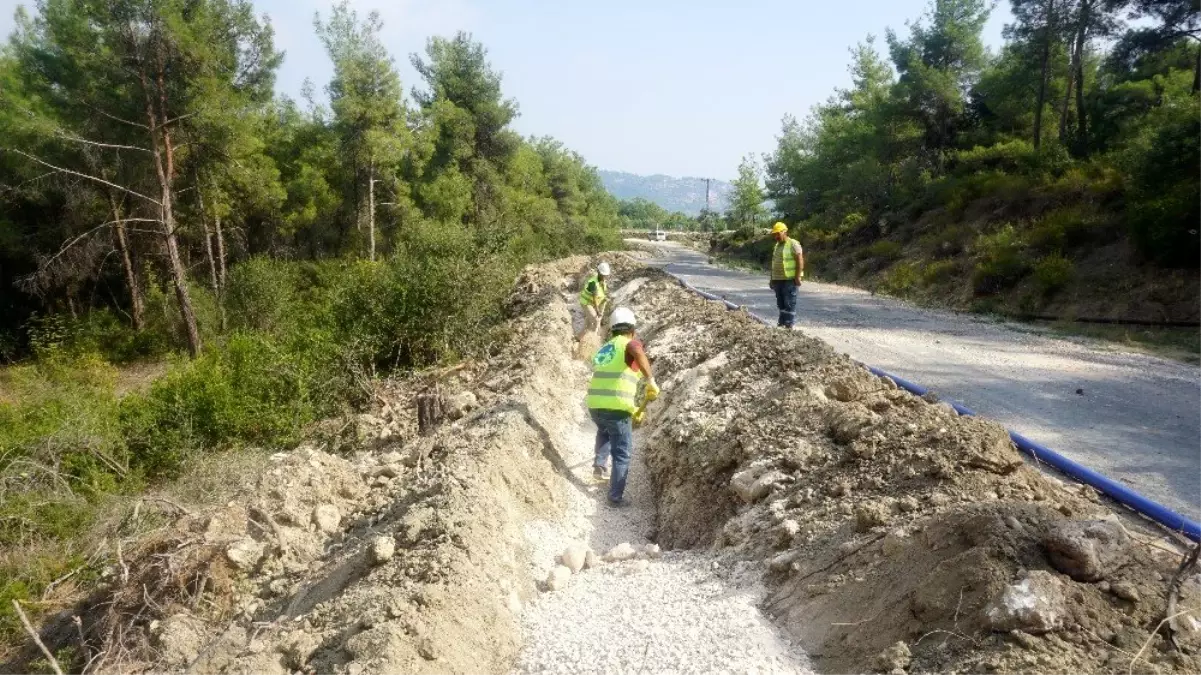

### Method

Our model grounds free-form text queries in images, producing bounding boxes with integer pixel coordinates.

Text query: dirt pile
[619,266,1201,674]
[15,256,623,674]
[10,253,1197,675]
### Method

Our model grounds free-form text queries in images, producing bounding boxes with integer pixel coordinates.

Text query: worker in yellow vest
[575,262,611,341]
[586,306,659,507]
[769,222,804,329]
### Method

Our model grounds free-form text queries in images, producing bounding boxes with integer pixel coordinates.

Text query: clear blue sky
[1,0,1013,180]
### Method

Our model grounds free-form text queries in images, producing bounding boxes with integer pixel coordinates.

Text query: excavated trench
[18,254,1200,675]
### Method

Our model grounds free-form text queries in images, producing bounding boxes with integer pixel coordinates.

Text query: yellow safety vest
[586,335,641,413]
[773,238,799,280]
[579,273,606,307]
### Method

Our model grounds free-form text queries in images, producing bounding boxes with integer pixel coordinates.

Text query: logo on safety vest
[593,343,616,367]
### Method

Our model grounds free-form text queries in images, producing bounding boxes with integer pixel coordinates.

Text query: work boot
[592,465,609,482]
[606,497,631,508]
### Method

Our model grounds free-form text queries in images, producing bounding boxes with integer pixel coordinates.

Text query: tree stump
[416,386,444,436]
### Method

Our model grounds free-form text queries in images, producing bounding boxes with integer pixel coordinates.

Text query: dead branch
[83,103,149,130]
[40,566,82,601]
[11,599,65,675]
[1129,610,1196,674]
[55,132,151,154]
[1162,540,1201,650]
[2,147,161,205]
[249,505,286,553]
[141,496,194,518]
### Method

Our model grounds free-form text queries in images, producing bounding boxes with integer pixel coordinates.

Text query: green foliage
[971,224,1031,294]
[864,240,904,262]
[880,261,921,296]
[1028,205,1106,251]
[1116,76,1201,267]
[922,259,959,284]
[726,155,767,227]
[1033,253,1074,296]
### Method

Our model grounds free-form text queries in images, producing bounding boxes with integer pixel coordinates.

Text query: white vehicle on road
[648,229,667,242]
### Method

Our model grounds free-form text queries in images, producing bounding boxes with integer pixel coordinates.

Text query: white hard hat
[609,306,636,329]
[597,262,612,276]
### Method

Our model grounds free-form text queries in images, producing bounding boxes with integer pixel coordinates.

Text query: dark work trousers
[770,279,798,328]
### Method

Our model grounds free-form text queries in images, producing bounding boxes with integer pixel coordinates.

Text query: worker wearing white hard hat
[585,305,659,507]
[575,262,612,341]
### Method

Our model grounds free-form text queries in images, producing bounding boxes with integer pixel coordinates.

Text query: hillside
[599,170,732,215]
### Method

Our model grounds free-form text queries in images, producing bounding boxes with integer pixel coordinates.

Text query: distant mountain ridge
[598,170,731,216]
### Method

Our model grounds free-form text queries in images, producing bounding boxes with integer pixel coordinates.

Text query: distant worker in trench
[586,306,659,508]
[575,261,611,342]
[769,222,804,329]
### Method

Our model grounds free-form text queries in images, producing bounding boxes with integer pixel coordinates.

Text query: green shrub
[879,262,920,296]
[1033,254,1074,296]
[972,224,1031,294]
[1028,205,1105,251]
[225,257,306,334]
[1118,84,1201,267]
[922,259,959,285]
[863,240,903,262]
[121,328,350,478]
[951,139,1038,174]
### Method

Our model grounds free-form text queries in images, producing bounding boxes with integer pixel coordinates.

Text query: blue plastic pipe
[865,365,1201,542]
[665,271,1201,542]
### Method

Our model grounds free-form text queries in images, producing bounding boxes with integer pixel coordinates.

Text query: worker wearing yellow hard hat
[769,222,804,329]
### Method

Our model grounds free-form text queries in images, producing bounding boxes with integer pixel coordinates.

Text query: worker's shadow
[493,401,591,494]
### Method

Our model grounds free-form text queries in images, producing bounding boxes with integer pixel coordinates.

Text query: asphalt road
[641,241,1201,522]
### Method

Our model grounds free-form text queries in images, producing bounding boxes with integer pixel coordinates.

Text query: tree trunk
[1193,43,1200,94]
[1058,48,1076,143]
[215,211,227,331]
[108,194,144,331]
[215,212,226,289]
[1071,0,1090,154]
[142,48,201,358]
[196,186,220,294]
[368,160,376,262]
[1033,0,1057,151]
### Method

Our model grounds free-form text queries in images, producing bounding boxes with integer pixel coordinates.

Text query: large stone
[312,504,341,534]
[445,391,478,420]
[1043,519,1131,582]
[226,538,266,571]
[826,376,873,403]
[642,543,662,559]
[984,571,1068,634]
[368,536,395,565]
[882,529,908,557]
[545,565,572,591]
[603,542,637,562]
[827,404,878,444]
[559,543,590,573]
[731,467,786,503]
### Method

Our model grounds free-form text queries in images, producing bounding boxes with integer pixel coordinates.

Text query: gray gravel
[512,364,812,674]
[644,241,1201,521]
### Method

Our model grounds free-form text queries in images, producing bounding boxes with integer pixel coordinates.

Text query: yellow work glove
[633,409,645,426]
[645,378,660,402]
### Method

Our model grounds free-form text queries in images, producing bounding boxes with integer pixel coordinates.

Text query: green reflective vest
[772,238,800,280]
[579,273,606,308]
[586,334,640,414]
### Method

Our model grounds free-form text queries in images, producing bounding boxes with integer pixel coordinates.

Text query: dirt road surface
[640,241,1201,522]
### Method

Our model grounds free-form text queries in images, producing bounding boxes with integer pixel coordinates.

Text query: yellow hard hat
[771,222,788,234]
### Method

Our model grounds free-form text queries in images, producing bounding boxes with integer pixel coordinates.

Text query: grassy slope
[715,182,1200,361]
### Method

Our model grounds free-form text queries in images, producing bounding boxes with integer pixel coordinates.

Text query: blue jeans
[771,279,798,327]
[590,408,633,502]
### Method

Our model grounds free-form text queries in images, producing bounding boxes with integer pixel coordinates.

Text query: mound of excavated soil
[11,254,1197,675]
[619,265,1200,675]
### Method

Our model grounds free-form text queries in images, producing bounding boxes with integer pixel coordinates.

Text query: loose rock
[1043,519,1131,582]
[545,565,571,591]
[226,538,266,571]
[984,571,1067,634]
[368,535,395,565]
[603,542,637,562]
[872,641,911,673]
[559,543,590,573]
[312,504,341,534]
